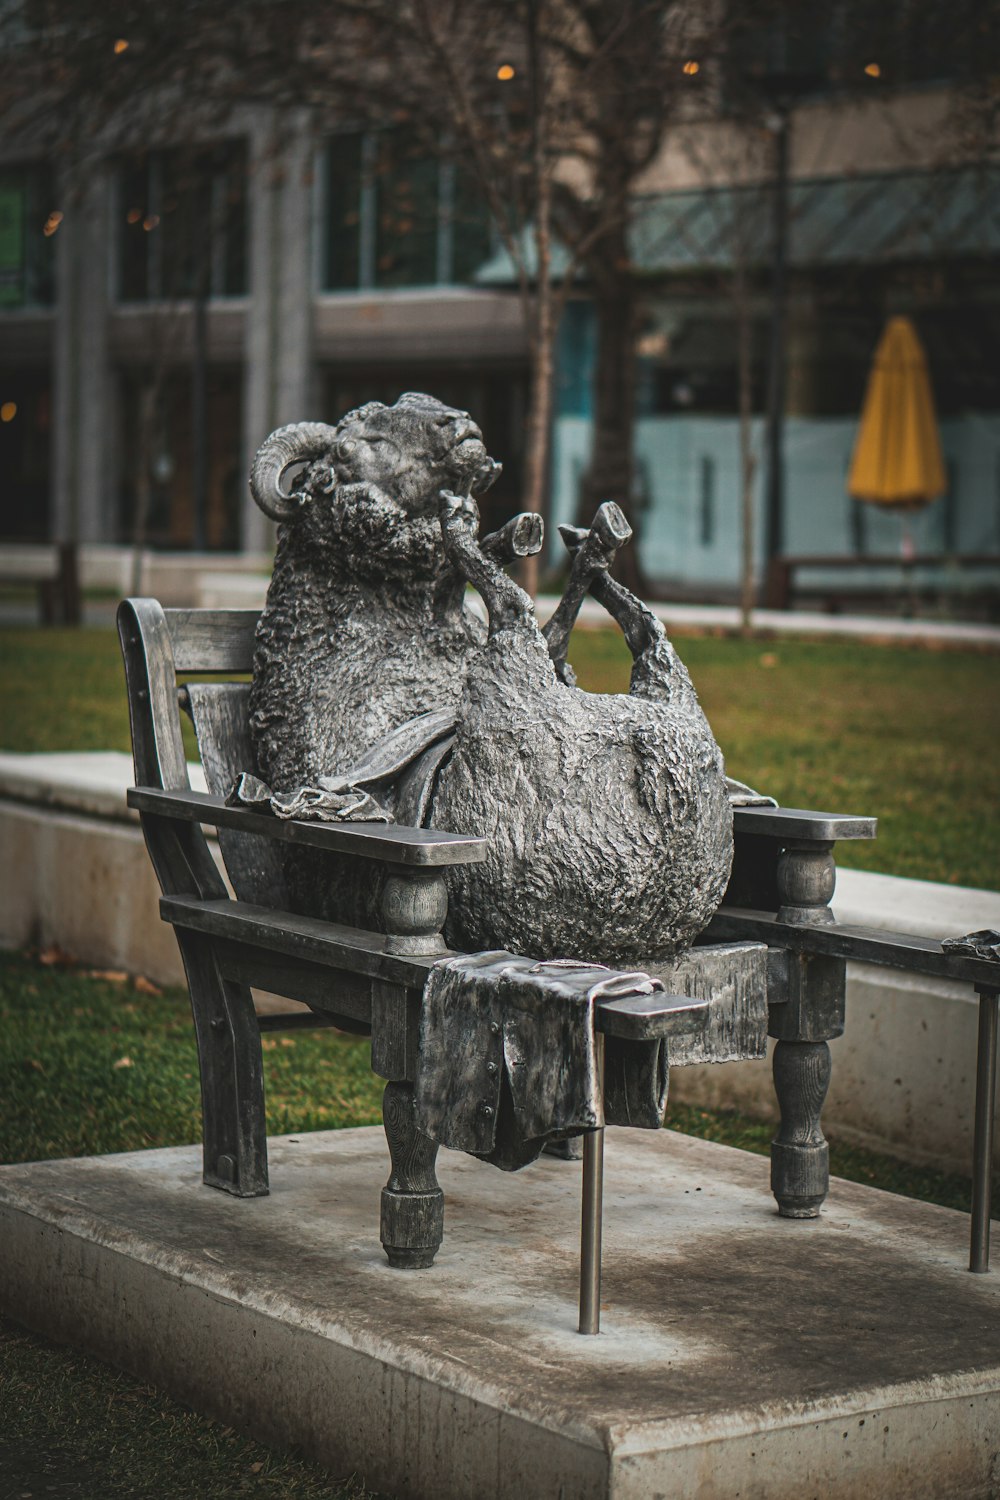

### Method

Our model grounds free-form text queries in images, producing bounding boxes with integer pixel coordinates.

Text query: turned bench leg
[380,1081,444,1269]
[769,840,845,1219]
[771,1039,832,1217]
[374,869,449,1270]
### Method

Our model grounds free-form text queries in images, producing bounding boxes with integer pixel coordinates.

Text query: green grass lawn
[1,623,997,887]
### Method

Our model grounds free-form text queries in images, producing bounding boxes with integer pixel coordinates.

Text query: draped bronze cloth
[415,952,670,1171]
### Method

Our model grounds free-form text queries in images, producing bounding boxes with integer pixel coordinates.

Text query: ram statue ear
[249,421,341,523]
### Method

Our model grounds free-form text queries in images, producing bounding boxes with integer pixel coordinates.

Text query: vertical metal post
[970,986,998,1273]
[579,1032,605,1334]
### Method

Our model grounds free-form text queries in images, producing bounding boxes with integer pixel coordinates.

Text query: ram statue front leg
[438,490,543,637]
[556,511,700,710]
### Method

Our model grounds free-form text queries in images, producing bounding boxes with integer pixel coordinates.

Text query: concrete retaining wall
[0,752,206,986]
[1,750,996,1175]
[78,546,273,606]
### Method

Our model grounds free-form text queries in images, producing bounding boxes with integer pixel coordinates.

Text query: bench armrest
[707,906,1000,989]
[594,992,710,1041]
[728,805,876,913]
[128,786,487,868]
[733,806,877,842]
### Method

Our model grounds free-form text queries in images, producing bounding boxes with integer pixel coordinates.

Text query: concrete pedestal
[1,1128,997,1498]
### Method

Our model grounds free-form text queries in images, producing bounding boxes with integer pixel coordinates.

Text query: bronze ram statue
[244,391,734,963]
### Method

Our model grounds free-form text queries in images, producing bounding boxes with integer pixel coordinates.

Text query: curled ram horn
[249,421,340,523]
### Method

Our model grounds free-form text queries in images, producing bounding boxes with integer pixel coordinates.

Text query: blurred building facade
[0,113,530,554]
[1,5,997,603]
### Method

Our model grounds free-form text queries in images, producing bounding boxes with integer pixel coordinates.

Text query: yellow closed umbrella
[848,316,946,511]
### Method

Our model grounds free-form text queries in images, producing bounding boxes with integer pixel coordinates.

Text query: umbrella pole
[901,515,917,619]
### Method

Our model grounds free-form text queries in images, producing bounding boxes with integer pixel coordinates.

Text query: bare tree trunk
[518,0,552,600]
[131,381,157,595]
[580,235,644,595]
[736,260,756,635]
[520,307,554,598]
[191,277,209,552]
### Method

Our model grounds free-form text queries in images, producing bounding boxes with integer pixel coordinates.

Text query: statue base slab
[1,1128,998,1499]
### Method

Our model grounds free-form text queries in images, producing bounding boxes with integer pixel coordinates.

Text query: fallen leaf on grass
[38,945,73,966]
[113,1056,134,1069]
[134,975,162,996]
[279,1037,296,1048]
[249,1461,264,1473]
[88,969,128,984]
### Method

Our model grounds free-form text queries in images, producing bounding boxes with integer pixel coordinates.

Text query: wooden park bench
[0,540,81,625]
[764,552,1000,613]
[118,598,999,1331]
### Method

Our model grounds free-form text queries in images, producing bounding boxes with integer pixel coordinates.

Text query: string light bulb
[865,62,881,77]
[142,214,160,232]
[497,63,515,81]
[682,59,700,75]
[43,211,63,237]
[114,38,129,54]
[1,402,17,423]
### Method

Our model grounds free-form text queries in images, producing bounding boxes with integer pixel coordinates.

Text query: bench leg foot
[380,1081,444,1269]
[771,1039,831,1218]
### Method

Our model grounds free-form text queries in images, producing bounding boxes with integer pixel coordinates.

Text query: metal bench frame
[119,598,997,1332]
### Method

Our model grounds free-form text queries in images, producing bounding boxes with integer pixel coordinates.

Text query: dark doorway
[117,368,242,550]
[0,371,52,538]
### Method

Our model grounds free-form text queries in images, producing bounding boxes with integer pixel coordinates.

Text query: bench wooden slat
[161,897,715,1043]
[161,894,441,986]
[165,608,261,672]
[130,786,487,866]
[707,906,999,987]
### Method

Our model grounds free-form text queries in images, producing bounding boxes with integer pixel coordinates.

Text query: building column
[241,109,318,554]
[52,167,113,545]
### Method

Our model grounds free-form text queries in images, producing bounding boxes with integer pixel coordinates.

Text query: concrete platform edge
[0,1196,610,1500]
[2,1142,1000,1500]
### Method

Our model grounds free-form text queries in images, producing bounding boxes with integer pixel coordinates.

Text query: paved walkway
[2,591,998,648]
[535,595,1000,648]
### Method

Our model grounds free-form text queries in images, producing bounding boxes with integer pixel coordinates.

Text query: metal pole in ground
[970,986,998,1273]
[579,1033,606,1334]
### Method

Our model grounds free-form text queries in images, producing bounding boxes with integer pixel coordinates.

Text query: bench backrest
[118,598,290,905]
[119,601,261,790]
[163,608,261,675]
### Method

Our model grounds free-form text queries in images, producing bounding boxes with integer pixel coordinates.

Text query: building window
[0,164,57,309]
[699,455,716,546]
[117,142,247,303]
[725,0,981,98]
[322,130,493,292]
